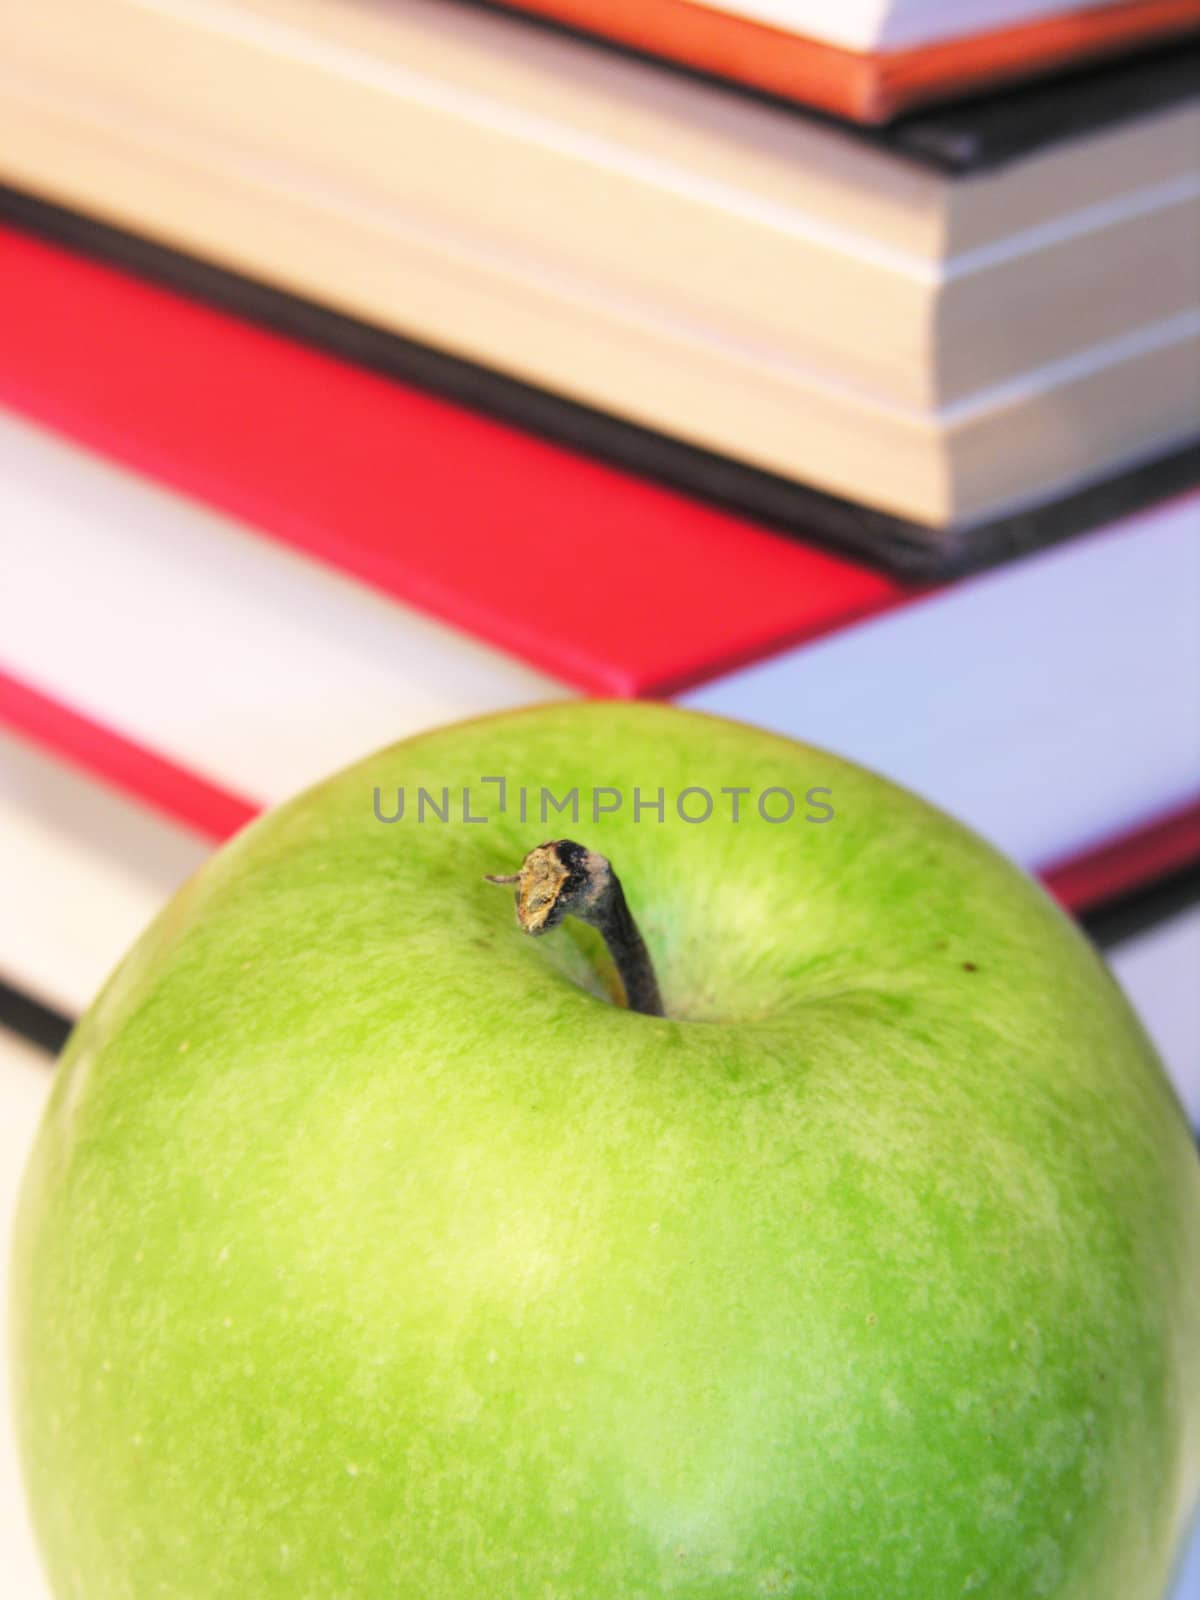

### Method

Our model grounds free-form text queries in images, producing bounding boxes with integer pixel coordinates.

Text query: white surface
[681,0,1126,51]
[0,411,571,808]
[1174,1512,1200,1600]
[2,902,1197,1598]
[0,727,211,1017]
[1109,908,1200,1128]
[683,493,1200,874]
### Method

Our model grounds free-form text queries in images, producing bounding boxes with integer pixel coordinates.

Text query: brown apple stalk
[486,840,664,1018]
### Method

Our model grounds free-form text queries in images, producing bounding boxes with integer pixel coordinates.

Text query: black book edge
[1,183,1197,584]
[0,980,73,1059]
[462,2,1200,174]
[1079,858,1200,951]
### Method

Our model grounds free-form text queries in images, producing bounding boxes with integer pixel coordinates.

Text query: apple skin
[10,701,1200,1599]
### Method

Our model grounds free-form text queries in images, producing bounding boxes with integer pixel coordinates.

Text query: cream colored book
[0,0,1196,526]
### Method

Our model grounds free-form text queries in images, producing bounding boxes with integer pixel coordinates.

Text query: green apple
[11,701,1199,1599]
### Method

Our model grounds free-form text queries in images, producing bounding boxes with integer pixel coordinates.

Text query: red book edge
[4,669,1195,916]
[0,669,258,844]
[1040,801,1200,910]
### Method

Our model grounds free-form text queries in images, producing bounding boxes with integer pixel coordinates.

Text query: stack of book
[0,0,1196,1049]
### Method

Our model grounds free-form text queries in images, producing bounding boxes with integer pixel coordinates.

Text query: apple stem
[485,840,664,1017]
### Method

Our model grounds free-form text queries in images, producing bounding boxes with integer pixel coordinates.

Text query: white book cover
[679,0,1128,50]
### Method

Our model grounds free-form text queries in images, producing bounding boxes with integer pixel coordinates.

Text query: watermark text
[373,779,834,826]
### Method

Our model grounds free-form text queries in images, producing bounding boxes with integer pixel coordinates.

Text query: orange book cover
[489,0,1199,122]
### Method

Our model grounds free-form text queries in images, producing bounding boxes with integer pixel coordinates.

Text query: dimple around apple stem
[485,840,664,1018]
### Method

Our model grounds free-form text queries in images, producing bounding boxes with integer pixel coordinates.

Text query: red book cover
[0,224,906,701]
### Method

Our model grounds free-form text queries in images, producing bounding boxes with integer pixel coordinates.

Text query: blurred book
[483,0,1199,120]
[0,726,213,1024]
[1,0,1196,568]
[3,403,1197,996]
[0,224,906,701]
